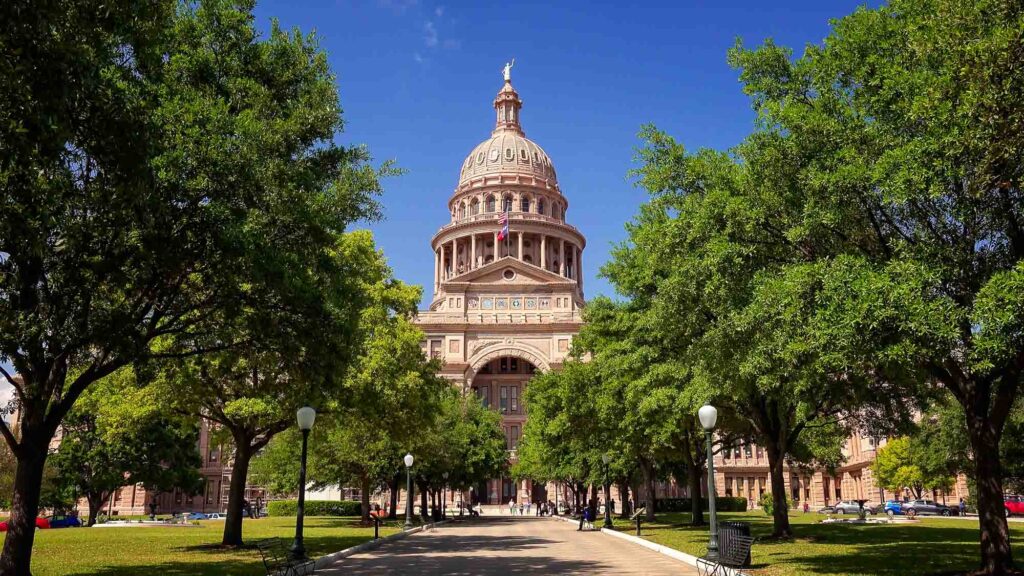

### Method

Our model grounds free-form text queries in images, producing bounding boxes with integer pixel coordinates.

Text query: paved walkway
[321,517,698,575]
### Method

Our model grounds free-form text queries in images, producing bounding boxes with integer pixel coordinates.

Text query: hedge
[652,497,748,513]
[267,500,362,517]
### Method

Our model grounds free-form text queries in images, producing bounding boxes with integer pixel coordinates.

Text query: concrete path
[320,517,698,575]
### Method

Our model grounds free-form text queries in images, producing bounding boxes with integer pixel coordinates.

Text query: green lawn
[29,516,401,576]
[615,511,1024,576]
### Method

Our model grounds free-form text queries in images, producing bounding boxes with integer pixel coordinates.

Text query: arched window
[520,196,530,212]
[537,198,545,215]
[552,204,560,220]
[503,195,513,212]
[486,195,496,212]
[458,202,466,220]
[470,198,479,216]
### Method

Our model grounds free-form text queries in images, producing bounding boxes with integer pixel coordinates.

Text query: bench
[696,534,754,576]
[254,538,315,576]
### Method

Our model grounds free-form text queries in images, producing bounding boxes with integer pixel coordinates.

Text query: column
[559,238,565,277]
[471,234,477,269]
[450,238,457,275]
[434,249,440,289]
[540,235,546,270]
[517,232,523,261]
[574,245,581,283]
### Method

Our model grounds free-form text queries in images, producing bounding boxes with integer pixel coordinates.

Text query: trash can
[718,521,752,567]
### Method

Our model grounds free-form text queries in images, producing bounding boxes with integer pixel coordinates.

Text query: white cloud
[423,21,438,47]
[413,52,425,64]
[434,6,444,17]
[0,380,12,408]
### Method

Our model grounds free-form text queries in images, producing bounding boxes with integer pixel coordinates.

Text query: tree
[48,369,202,526]
[872,436,953,500]
[1,0,390,568]
[724,1,1024,569]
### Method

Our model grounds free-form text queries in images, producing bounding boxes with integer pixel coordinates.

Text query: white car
[206,513,226,520]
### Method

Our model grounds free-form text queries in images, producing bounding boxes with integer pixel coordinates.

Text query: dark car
[46,515,81,528]
[903,499,952,517]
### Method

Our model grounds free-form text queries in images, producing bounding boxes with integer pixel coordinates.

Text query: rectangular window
[755,446,763,459]
[478,386,489,408]
[511,358,519,372]
[511,425,520,450]
[208,445,219,463]
[511,386,519,413]
[733,444,741,459]
[744,444,752,458]
[504,427,511,449]
[500,358,508,372]
[500,387,508,413]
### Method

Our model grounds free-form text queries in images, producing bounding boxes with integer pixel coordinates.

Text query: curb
[313,519,450,569]
[551,515,748,576]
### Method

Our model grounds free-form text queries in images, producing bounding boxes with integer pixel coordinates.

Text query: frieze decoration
[469,339,504,357]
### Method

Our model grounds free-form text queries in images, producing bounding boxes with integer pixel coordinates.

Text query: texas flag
[497,210,509,241]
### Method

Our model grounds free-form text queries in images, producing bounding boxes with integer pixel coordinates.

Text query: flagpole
[506,207,511,258]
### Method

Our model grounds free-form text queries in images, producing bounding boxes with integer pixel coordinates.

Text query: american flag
[497,210,509,240]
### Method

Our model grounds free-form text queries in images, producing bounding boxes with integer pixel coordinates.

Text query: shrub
[267,500,362,517]
[653,497,747,513]
[758,492,790,515]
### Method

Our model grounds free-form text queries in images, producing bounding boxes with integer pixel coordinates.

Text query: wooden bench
[253,538,315,576]
[696,534,754,576]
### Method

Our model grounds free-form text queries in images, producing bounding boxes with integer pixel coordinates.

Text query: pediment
[445,257,574,288]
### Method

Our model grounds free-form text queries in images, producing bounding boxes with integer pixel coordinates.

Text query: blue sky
[0,0,874,379]
[248,0,873,306]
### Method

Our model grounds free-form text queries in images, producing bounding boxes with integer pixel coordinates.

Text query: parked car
[46,515,81,528]
[1004,495,1024,517]
[903,499,952,517]
[206,513,225,520]
[0,517,50,531]
[817,505,836,514]
[833,500,876,515]
[884,500,904,517]
[184,512,209,520]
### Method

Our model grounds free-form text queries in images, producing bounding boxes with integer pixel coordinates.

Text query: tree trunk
[688,467,705,526]
[221,439,253,546]
[418,480,429,521]
[589,483,599,523]
[765,443,792,538]
[86,492,106,527]
[970,420,1014,575]
[360,472,372,523]
[388,475,399,519]
[0,440,47,576]
[617,481,630,519]
[641,459,656,521]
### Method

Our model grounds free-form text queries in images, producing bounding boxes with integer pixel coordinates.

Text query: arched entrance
[467,354,539,505]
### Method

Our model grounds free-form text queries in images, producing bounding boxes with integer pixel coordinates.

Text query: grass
[29,515,402,576]
[613,511,1024,575]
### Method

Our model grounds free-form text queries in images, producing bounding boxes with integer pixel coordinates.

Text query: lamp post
[442,472,449,519]
[291,406,316,561]
[698,404,719,562]
[404,453,414,529]
[601,453,613,528]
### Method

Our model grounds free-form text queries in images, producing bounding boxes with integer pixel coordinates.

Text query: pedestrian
[509,498,515,516]
[518,501,524,516]
[959,498,967,516]
[526,500,532,515]
[803,501,809,514]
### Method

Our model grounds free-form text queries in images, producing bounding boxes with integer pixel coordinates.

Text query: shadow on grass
[643,512,1019,575]
[65,533,377,576]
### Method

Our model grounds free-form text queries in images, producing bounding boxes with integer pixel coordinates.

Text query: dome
[456,79,559,190]
[458,132,557,186]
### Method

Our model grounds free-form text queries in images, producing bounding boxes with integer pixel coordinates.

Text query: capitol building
[415,69,584,506]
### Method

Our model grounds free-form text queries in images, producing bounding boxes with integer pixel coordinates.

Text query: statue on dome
[503,58,514,82]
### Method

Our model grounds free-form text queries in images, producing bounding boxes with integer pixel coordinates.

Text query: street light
[404,453,414,529]
[442,472,449,519]
[601,453,613,528]
[290,406,316,561]
[698,404,719,562]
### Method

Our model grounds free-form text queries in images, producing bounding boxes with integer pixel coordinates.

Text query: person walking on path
[526,501,532,515]
[959,498,967,516]
[509,498,515,516]
[519,502,525,516]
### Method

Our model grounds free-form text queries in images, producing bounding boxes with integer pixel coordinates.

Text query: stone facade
[415,73,584,505]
